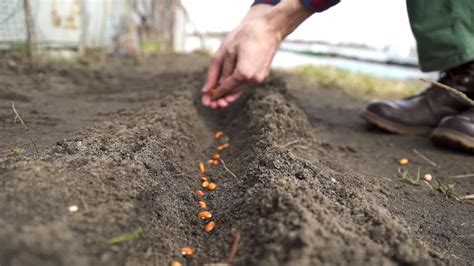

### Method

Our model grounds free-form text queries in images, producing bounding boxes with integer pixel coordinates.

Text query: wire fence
[0,1,27,47]
[0,0,189,60]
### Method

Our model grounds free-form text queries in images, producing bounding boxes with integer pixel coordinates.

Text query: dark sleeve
[253,0,340,12]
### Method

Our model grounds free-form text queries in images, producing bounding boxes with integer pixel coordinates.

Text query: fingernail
[202,96,209,106]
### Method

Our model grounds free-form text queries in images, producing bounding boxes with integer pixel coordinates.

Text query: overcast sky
[182,0,416,50]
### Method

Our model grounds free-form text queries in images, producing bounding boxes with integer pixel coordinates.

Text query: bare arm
[201,0,313,109]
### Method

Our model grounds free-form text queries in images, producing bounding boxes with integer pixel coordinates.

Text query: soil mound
[1,71,433,265]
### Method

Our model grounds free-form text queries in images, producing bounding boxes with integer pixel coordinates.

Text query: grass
[398,167,472,203]
[108,227,143,245]
[291,65,423,100]
[399,167,421,186]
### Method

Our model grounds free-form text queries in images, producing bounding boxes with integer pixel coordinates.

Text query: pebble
[423,174,433,181]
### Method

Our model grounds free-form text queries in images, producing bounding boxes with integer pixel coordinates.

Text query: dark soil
[0,54,472,266]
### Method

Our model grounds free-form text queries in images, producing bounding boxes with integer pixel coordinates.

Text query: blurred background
[0,0,436,97]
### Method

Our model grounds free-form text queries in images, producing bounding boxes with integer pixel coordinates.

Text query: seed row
[174,130,231,265]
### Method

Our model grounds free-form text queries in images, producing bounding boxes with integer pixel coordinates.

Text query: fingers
[202,51,224,93]
[221,50,237,82]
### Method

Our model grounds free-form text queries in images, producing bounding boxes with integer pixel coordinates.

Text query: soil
[0,54,472,266]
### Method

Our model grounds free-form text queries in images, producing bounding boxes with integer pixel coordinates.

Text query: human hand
[201,5,282,109]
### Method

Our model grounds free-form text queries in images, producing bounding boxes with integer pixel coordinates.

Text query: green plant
[108,227,142,245]
[291,65,422,100]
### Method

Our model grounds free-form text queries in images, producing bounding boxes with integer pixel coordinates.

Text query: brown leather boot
[361,61,474,135]
[431,109,474,152]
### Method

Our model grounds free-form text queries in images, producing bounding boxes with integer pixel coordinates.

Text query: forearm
[252,0,340,39]
[263,0,313,40]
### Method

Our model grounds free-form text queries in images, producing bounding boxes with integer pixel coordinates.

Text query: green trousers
[407,0,474,72]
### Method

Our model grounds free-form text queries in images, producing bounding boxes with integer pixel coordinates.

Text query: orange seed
[399,158,409,165]
[200,177,208,182]
[214,131,224,139]
[222,143,230,149]
[195,190,205,196]
[216,145,225,151]
[171,261,182,266]
[199,201,207,208]
[198,162,206,173]
[208,159,214,164]
[207,183,217,191]
[202,181,209,188]
[180,247,193,257]
[212,154,221,160]
[204,221,216,233]
[198,211,212,219]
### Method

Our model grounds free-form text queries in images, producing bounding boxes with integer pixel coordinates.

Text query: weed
[399,167,421,186]
[291,65,422,100]
[108,227,142,245]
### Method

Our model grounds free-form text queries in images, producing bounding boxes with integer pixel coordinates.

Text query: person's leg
[361,0,474,152]
[407,0,474,72]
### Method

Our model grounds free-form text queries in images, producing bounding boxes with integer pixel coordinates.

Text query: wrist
[263,0,313,39]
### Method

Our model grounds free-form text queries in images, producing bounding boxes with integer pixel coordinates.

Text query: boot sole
[361,110,433,135]
[431,128,474,152]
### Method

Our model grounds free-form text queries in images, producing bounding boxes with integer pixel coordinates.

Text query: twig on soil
[412,149,438,168]
[79,195,88,211]
[446,173,474,179]
[460,194,474,201]
[420,78,474,107]
[11,101,39,154]
[277,139,306,149]
[423,180,434,191]
[227,231,241,264]
[220,159,237,179]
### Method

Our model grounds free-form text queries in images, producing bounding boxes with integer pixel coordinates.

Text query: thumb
[209,70,247,100]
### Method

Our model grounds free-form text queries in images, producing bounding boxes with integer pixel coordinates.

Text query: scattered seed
[217,145,225,151]
[222,143,230,149]
[214,131,224,139]
[423,174,433,182]
[195,190,205,196]
[201,177,208,182]
[198,211,212,220]
[199,162,206,173]
[204,221,216,233]
[202,181,209,188]
[208,159,214,165]
[399,158,409,165]
[207,183,217,191]
[199,201,207,208]
[180,247,194,257]
[212,160,219,166]
[68,205,79,212]
[170,261,182,266]
[212,154,221,160]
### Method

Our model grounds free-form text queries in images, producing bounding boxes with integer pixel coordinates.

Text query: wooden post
[78,0,88,56]
[23,0,35,63]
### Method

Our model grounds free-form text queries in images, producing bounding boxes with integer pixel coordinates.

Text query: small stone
[68,205,79,212]
[423,174,433,182]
